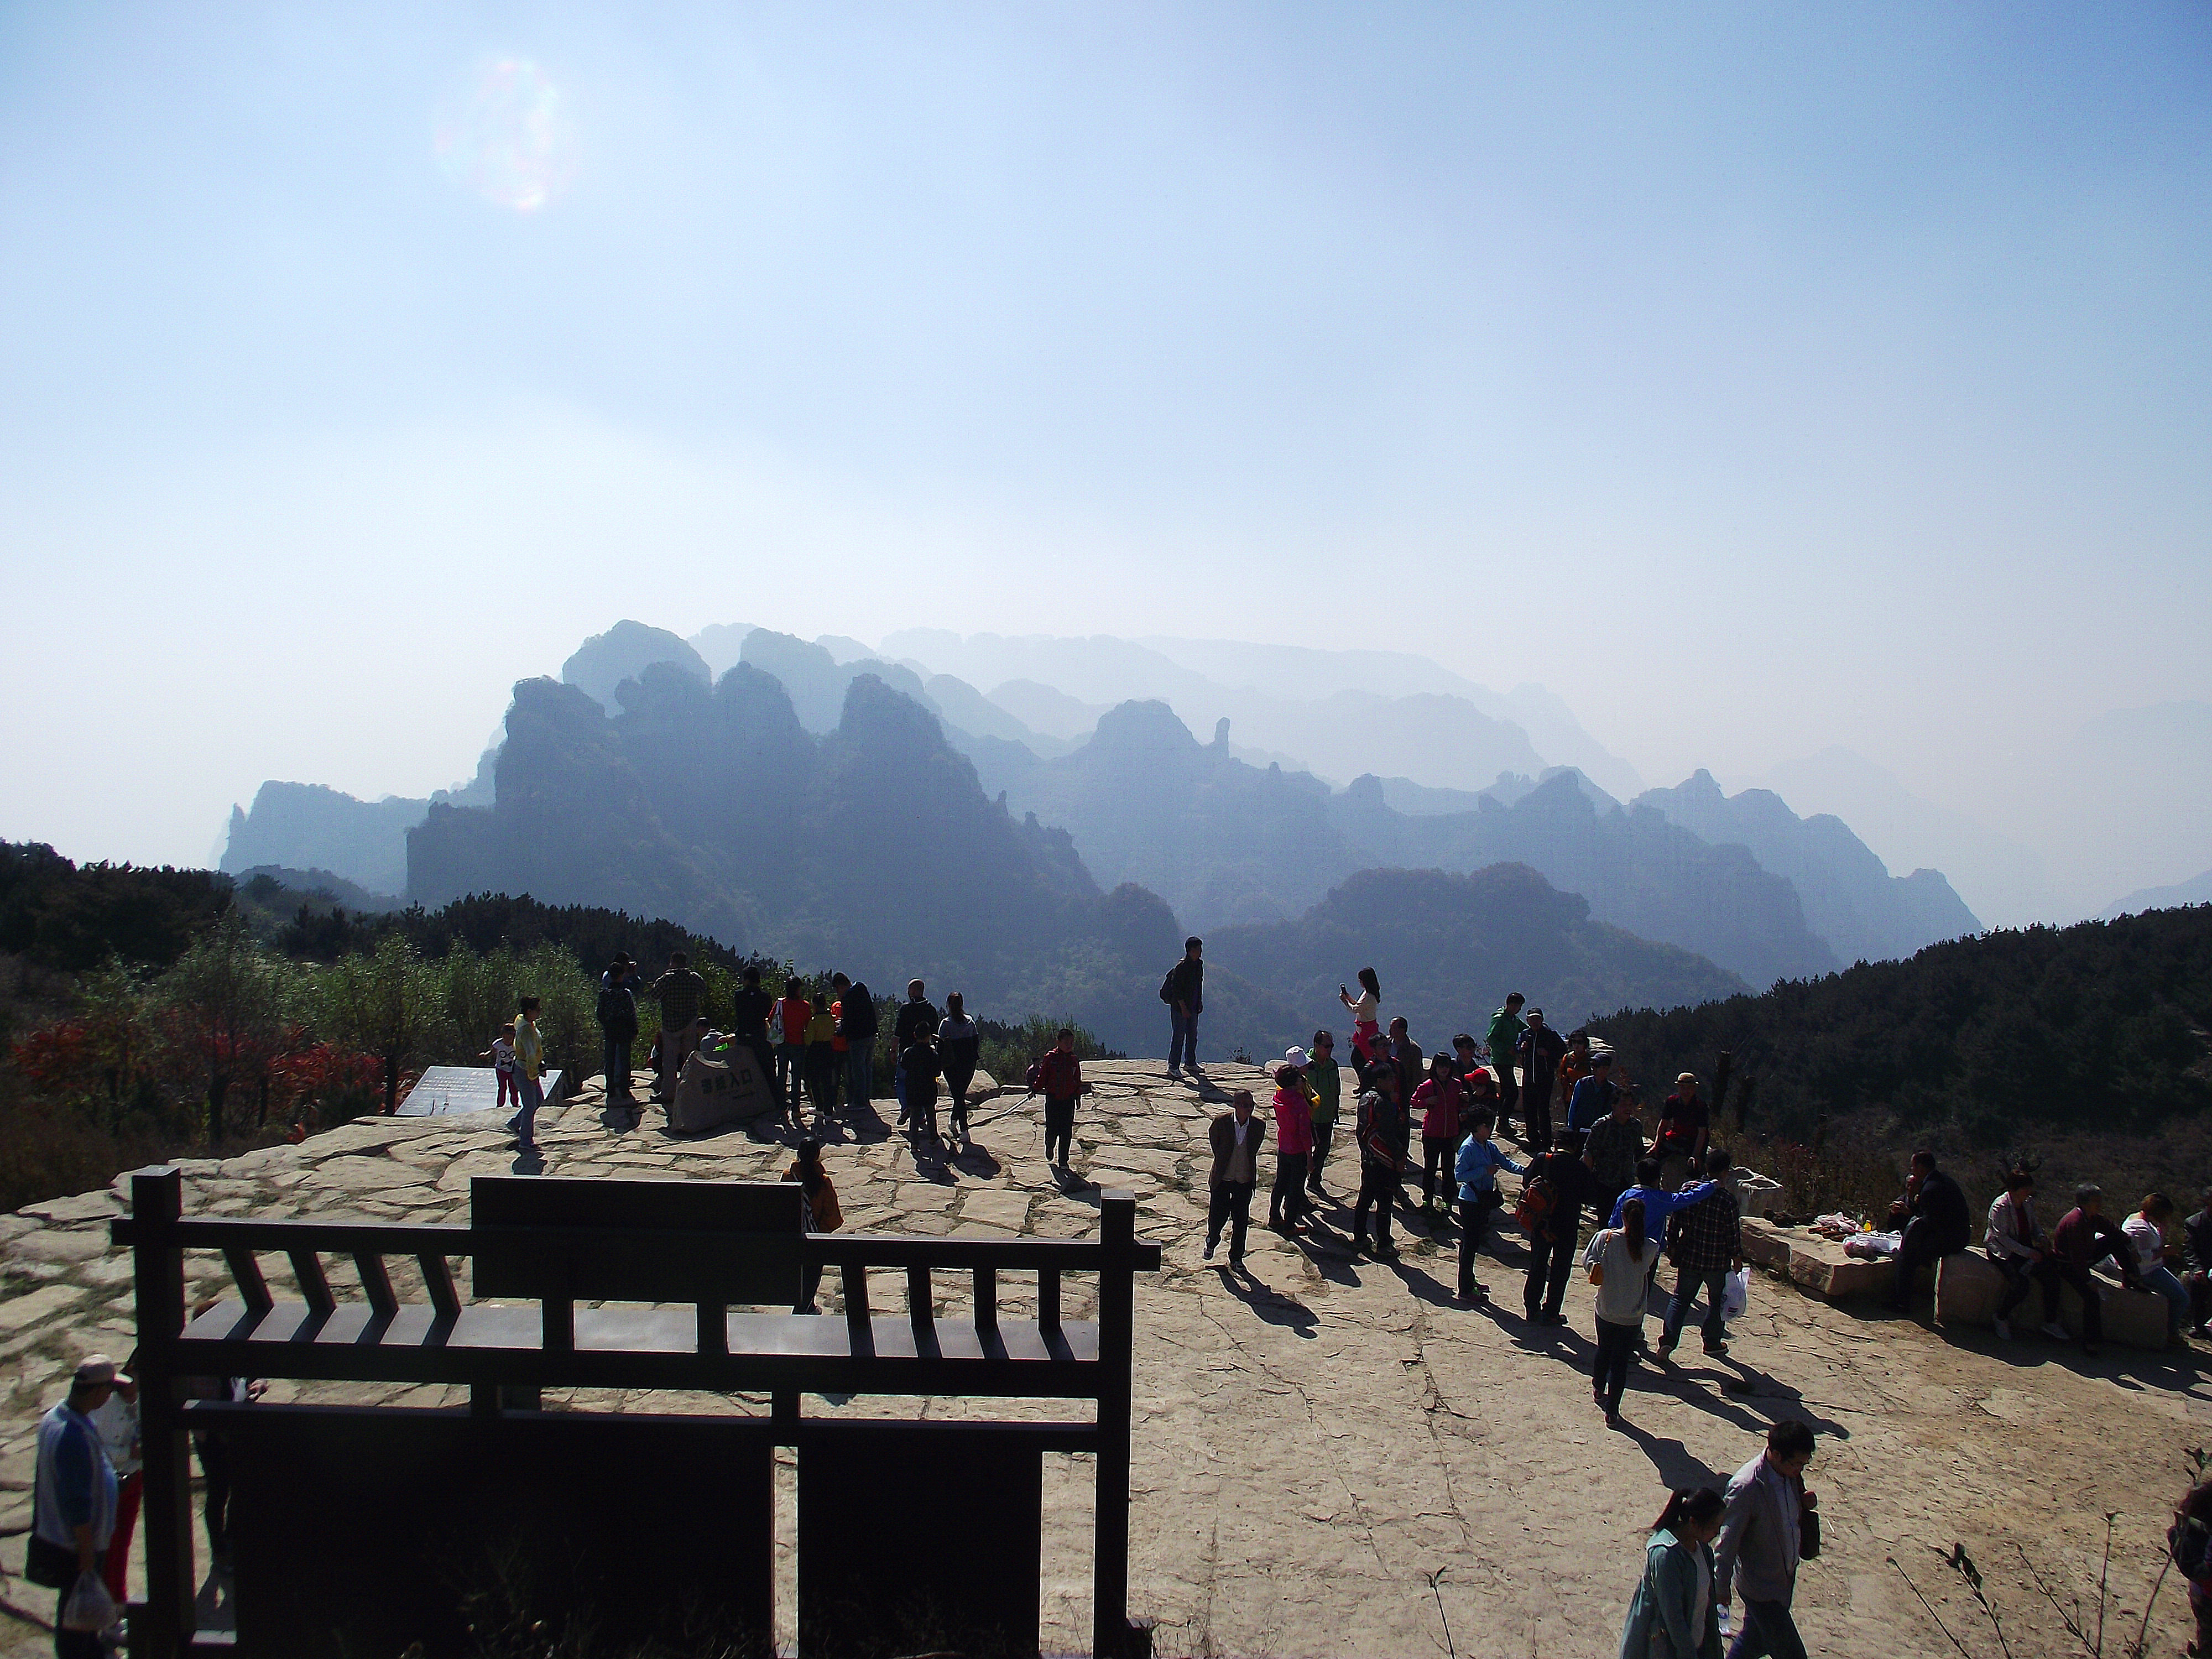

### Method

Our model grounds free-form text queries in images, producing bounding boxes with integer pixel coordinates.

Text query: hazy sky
[3,3,2206,883]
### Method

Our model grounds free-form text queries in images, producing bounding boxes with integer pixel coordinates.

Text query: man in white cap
[30,1355,119,1658]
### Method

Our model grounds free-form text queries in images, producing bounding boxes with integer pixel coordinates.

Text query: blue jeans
[513,1073,544,1150]
[2145,1264,2189,1336]
[1728,1594,1807,1659]
[846,1044,874,1108]
[1169,1009,1199,1070]
[602,1034,633,1099]
[1664,1266,1730,1348]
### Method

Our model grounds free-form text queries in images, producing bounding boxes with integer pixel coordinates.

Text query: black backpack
[1159,967,1179,1004]
[597,983,636,1034]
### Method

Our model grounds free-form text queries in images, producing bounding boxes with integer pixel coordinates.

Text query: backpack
[2172,1515,2212,1582]
[1515,1168,1557,1234]
[597,983,636,1033]
[1159,967,1179,1004]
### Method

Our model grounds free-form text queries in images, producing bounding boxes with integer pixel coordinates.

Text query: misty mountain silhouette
[1635,769,1979,963]
[1209,864,1747,1053]
[562,620,710,714]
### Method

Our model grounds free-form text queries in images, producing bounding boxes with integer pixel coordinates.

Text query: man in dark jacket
[2184,1187,2212,1335]
[1350,1065,1411,1259]
[730,964,785,1118]
[1204,1090,1265,1266]
[1522,1128,1597,1326]
[596,957,640,1105]
[2050,1184,2142,1355]
[892,980,938,1126]
[652,952,706,1103]
[1887,1151,1971,1313]
[1164,937,1204,1075]
[1512,1009,1568,1151]
[832,974,877,1107]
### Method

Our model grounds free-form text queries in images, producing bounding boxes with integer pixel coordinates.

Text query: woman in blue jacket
[1620,1485,1726,1659]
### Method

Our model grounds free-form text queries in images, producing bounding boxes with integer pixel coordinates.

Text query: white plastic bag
[1720,1266,1750,1323]
[61,1569,118,1633]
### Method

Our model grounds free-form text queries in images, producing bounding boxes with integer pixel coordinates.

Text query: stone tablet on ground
[397,1066,564,1117]
[668,1045,770,1133]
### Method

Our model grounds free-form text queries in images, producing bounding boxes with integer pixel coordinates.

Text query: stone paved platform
[2,1061,2206,1656]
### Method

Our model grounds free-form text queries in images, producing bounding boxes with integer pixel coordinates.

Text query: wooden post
[1093,1193,1136,1659]
[131,1168,192,1657]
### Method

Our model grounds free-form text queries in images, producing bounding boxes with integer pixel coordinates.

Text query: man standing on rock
[832,973,877,1107]
[731,964,786,1120]
[596,956,640,1106]
[1206,1088,1265,1265]
[1655,1072,1712,1191]
[652,952,705,1103]
[30,1355,119,1659]
[893,980,938,1126]
[1485,993,1527,1136]
[1163,936,1204,1076]
[1585,1085,1646,1227]
[1514,1008,1567,1152]
[1522,1129,1597,1326]
[1350,1062,1411,1259]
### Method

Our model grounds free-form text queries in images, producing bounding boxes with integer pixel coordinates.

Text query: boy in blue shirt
[1454,1112,1524,1303]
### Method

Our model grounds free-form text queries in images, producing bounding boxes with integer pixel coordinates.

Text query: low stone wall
[1936,1252,2169,1351]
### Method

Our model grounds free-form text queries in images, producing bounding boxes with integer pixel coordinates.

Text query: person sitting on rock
[2183,1187,2212,1338]
[2049,1183,2145,1358]
[2124,1192,2191,1351]
[1985,1166,2062,1342]
[1886,1151,1970,1316]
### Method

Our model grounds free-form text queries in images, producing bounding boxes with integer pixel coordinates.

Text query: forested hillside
[1590,906,2212,1143]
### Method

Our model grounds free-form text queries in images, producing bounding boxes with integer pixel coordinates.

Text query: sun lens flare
[435,58,575,213]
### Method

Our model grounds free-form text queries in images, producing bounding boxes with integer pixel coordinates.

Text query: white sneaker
[1992,1316,2011,1340]
[2041,1320,2070,1340]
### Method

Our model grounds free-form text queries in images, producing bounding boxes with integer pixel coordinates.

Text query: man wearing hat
[30,1355,121,1657]
[1655,1072,1711,1192]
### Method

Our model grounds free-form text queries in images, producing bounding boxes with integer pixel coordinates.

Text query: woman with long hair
[1584,1195,1651,1425]
[1339,968,1382,1065]
[1619,1486,1726,1658]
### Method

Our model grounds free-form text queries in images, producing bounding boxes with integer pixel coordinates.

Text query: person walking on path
[1453,1112,1523,1303]
[1514,1008,1568,1152]
[937,993,981,1154]
[87,1357,139,1609]
[1350,1062,1412,1259]
[1034,1029,1089,1180]
[1885,1150,1970,1314]
[31,1355,119,1659]
[2051,1184,2143,1357]
[1655,1073,1710,1191]
[1206,1089,1266,1264]
[1164,937,1205,1074]
[1584,1199,1652,1426]
[1485,992,1528,1135]
[2124,1192,2192,1349]
[651,952,706,1103]
[899,1026,943,1146]
[1412,1053,1467,1219]
[1660,1148,1744,1360]
[1523,1129,1597,1326]
[893,980,938,1125]
[1305,1030,1343,1196]
[1339,968,1381,1064]
[1715,1421,1820,1659]
[508,996,546,1153]
[784,1136,842,1314]
[596,957,641,1106]
[1619,1486,1728,1659]
[831,973,876,1108]
[1586,1088,1648,1229]
[1268,1058,1316,1233]
[771,979,811,1113]
[731,964,786,1120]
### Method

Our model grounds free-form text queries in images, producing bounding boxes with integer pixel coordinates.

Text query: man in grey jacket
[1714,1419,1818,1659]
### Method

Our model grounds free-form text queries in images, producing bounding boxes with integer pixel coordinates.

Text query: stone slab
[397,1066,564,1117]
[1936,1251,2169,1351]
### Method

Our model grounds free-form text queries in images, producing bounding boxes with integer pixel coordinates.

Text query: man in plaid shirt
[1584,1091,1646,1229]
[1660,1146,1744,1359]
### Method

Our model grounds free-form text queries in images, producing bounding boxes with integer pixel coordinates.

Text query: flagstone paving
[2,1060,2206,1655]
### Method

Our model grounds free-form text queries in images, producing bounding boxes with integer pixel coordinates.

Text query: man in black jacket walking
[1888,1150,1971,1313]
[892,980,938,1126]
[832,973,877,1108]
[1164,937,1204,1076]
[1522,1128,1597,1326]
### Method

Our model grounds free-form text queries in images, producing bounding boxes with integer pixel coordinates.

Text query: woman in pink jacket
[1412,1054,1467,1219]
[1269,1059,1317,1233]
